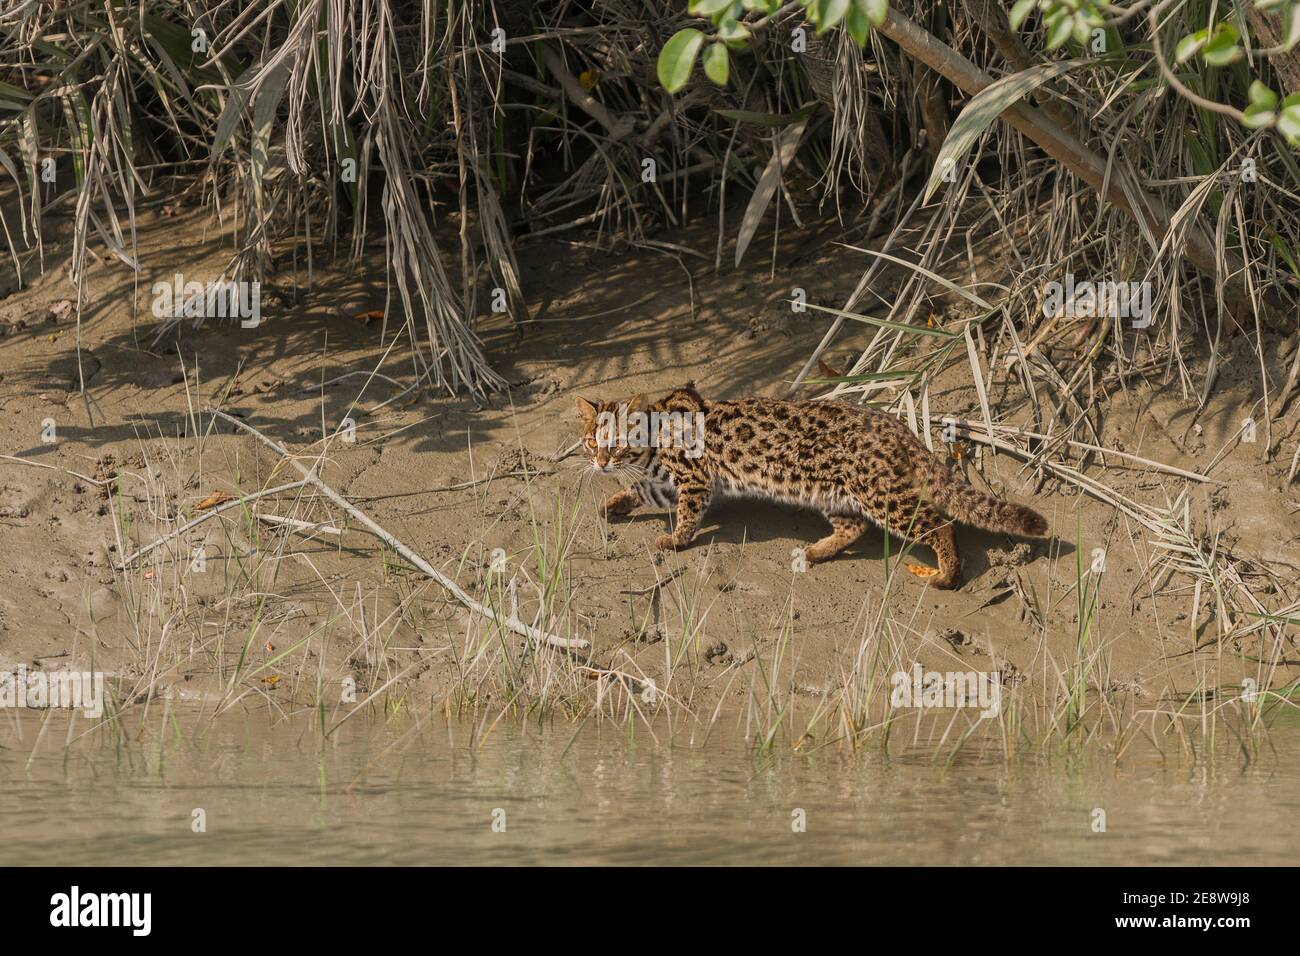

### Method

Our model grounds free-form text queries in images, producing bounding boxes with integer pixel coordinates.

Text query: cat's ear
[626,393,648,413]
[575,396,599,422]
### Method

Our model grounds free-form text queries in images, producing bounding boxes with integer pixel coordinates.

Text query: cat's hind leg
[804,515,870,564]
[601,486,643,519]
[899,503,962,589]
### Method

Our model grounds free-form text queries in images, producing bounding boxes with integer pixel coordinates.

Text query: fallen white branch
[256,513,342,536]
[207,408,589,652]
[116,479,310,568]
[978,422,1219,485]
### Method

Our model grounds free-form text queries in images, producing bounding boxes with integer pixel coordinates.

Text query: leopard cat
[575,384,1048,589]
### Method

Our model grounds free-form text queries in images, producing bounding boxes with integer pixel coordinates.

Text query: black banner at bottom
[5,867,1278,941]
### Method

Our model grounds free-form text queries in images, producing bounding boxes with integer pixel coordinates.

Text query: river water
[1,712,1296,865]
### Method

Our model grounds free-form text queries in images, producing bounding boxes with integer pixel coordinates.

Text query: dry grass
[3,2,1300,758]
[63,375,1293,762]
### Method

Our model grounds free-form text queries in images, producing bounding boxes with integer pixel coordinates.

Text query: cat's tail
[927,468,1048,538]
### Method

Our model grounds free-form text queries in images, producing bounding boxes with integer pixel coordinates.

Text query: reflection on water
[1,712,1297,865]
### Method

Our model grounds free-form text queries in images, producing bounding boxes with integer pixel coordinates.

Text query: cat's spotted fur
[576,385,1048,589]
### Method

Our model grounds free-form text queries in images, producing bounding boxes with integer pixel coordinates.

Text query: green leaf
[1202,24,1242,67]
[1244,81,1279,128]
[689,0,735,13]
[658,28,705,93]
[1009,0,1038,31]
[864,0,889,28]
[1243,105,1277,129]
[703,43,730,85]
[1267,232,1300,278]
[817,0,850,33]
[1202,42,1242,66]
[1278,98,1300,144]
[846,5,871,45]
[717,14,751,41]
[1175,29,1208,64]
[924,58,1098,203]
[714,106,815,125]
[1071,11,1092,46]
[1248,80,1278,110]
[1045,9,1074,49]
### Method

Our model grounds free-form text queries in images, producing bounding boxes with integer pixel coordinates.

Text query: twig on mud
[115,479,311,568]
[549,439,582,462]
[206,407,589,652]
[299,370,406,392]
[619,568,686,595]
[0,454,124,488]
[255,513,342,536]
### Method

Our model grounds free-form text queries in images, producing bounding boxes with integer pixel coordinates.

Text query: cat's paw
[802,545,832,564]
[654,532,683,552]
[600,492,639,520]
[906,562,961,590]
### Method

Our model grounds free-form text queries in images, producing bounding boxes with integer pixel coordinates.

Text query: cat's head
[575,394,649,473]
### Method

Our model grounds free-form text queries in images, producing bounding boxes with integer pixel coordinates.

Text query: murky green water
[1,712,1297,865]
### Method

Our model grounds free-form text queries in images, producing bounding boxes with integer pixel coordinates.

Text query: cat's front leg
[655,483,710,551]
[601,486,643,519]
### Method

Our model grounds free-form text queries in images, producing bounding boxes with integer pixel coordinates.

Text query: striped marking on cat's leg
[805,515,869,564]
[601,486,643,518]
[655,484,710,552]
